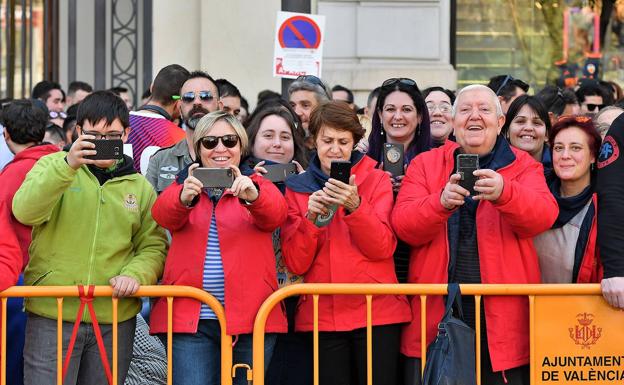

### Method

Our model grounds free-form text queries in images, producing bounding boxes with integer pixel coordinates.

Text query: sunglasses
[199,134,239,150]
[584,103,605,112]
[50,111,67,119]
[382,78,418,89]
[495,75,529,96]
[296,75,324,87]
[172,91,214,104]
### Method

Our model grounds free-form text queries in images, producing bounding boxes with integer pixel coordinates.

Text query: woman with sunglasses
[367,78,431,284]
[281,101,411,385]
[502,95,553,175]
[150,111,287,385]
[533,116,602,284]
[423,86,455,147]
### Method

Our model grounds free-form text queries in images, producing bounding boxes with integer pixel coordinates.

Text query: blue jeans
[23,313,136,385]
[160,319,277,385]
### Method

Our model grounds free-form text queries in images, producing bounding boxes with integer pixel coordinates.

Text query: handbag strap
[443,283,466,321]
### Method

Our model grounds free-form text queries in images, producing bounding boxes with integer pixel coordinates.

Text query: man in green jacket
[13,91,168,385]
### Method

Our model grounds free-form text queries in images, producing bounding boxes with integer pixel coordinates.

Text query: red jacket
[281,156,411,332]
[392,141,558,372]
[0,144,58,269]
[576,194,602,283]
[150,174,288,335]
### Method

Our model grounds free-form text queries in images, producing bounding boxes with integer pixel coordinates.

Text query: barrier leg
[366,295,372,385]
[57,298,63,385]
[475,295,481,385]
[313,295,319,385]
[420,295,427,375]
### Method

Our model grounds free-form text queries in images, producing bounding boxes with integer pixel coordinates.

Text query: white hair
[452,84,504,118]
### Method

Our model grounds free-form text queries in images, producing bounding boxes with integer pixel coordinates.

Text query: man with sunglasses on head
[288,75,331,151]
[487,74,529,114]
[146,71,221,194]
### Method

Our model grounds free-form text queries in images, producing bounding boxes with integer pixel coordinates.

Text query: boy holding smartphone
[13,91,168,385]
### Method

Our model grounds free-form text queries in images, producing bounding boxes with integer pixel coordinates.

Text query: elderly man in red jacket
[392,84,558,385]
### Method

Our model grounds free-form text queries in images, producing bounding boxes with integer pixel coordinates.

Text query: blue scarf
[285,151,365,193]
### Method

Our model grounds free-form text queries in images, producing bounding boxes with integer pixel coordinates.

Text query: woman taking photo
[533,116,602,283]
[150,111,287,385]
[243,101,312,385]
[502,95,553,174]
[423,86,455,147]
[281,101,411,385]
[243,101,308,176]
[367,78,432,283]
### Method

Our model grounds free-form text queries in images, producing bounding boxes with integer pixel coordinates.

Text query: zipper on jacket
[86,186,104,287]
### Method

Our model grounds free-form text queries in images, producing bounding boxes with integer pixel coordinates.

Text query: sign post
[534,296,624,384]
[273,11,325,79]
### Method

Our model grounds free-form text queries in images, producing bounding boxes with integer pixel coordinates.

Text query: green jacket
[13,152,168,323]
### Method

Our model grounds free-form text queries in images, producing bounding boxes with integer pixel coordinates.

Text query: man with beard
[146,71,220,193]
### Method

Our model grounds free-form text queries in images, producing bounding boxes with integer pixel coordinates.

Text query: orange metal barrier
[0,285,233,385]
[251,283,604,385]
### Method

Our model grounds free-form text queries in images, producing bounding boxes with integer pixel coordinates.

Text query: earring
[591,163,595,171]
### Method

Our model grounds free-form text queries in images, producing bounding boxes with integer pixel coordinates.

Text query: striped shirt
[199,209,225,319]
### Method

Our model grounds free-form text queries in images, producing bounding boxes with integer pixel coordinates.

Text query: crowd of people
[0,65,623,385]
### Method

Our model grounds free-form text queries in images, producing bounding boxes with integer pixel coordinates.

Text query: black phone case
[84,139,124,160]
[264,163,297,183]
[383,143,405,177]
[330,160,351,184]
[194,168,234,188]
[456,154,479,196]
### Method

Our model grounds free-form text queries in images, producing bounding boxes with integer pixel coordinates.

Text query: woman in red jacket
[534,116,602,283]
[281,101,411,385]
[150,111,287,385]
[392,85,558,385]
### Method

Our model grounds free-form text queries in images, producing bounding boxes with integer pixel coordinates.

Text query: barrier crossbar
[252,283,603,385]
[0,285,233,385]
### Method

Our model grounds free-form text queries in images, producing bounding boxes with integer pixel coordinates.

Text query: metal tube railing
[0,285,233,385]
[252,283,603,385]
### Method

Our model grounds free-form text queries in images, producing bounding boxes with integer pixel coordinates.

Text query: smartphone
[193,167,234,188]
[84,139,124,160]
[330,160,351,184]
[383,143,405,177]
[263,163,297,183]
[456,154,479,196]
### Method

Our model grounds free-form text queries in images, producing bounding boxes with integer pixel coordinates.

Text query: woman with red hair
[534,116,603,283]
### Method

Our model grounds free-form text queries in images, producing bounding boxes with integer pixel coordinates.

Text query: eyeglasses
[296,75,324,88]
[381,78,418,89]
[49,111,67,119]
[199,134,240,150]
[82,131,123,140]
[172,91,214,104]
[426,102,452,114]
[584,103,605,112]
[495,75,529,96]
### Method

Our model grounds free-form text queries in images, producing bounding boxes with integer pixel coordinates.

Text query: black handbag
[422,283,476,385]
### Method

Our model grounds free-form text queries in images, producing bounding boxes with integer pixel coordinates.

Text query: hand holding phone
[83,139,124,161]
[325,160,360,213]
[456,154,479,196]
[180,164,203,206]
[193,167,234,188]
[383,143,405,177]
[263,163,298,182]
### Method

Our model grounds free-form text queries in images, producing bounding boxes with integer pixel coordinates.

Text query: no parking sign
[273,11,325,79]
